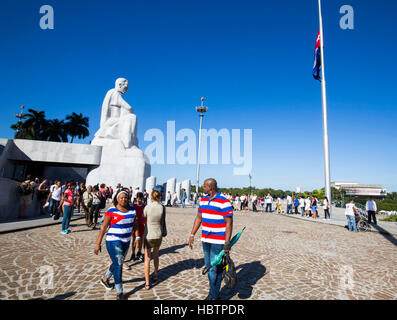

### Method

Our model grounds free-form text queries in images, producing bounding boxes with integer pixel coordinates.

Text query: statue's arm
[119,96,134,114]
[110,92,134,113]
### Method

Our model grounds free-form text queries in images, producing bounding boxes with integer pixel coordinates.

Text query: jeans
[287,204,292,214]
[182,199,186,208]
[300,207,305,216]
[202,242,224,300]
[49,198,60,217]
[346,215,357,232]
[62,205,73,231]
[105,240,130,294]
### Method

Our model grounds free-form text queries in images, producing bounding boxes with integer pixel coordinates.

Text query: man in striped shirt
[188,178,233,300]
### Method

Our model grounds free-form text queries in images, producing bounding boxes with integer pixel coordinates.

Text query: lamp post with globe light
[15,105,27,135]
[195,97,207,197]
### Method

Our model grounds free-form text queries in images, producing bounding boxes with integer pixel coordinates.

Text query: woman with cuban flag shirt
[94,189,139,300]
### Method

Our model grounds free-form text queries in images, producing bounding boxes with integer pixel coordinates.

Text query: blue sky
[0,0,396,191]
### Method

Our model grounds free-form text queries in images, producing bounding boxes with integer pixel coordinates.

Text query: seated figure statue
[94,78,138,149]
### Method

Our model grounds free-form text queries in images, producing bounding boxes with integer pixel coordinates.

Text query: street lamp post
[195,97,207,197]
[249,173,252,195]
[15,105,27,135]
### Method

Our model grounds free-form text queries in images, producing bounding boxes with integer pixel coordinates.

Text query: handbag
[161,205,167,237]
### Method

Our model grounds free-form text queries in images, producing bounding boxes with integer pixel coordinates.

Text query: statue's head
[115,78,129,94]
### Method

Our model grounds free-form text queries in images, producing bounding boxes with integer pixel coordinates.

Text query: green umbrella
[202,227,245,275]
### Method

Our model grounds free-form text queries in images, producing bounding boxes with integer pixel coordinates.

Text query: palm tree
[10,121,34,139]
[22,109,47,140]
[42,119,68,142]
[65,112,89,143]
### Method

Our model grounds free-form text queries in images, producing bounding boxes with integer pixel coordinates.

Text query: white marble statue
[94,78,138,149]
[86,78,150,189]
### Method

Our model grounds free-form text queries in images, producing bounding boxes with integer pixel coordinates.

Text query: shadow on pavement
[220,260,267,300]
[124,257,204,298]
[31,292,76,300]
[159,243,188,256]
[370,224,397,247]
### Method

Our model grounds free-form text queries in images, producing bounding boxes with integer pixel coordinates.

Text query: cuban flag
[313,30,322,81]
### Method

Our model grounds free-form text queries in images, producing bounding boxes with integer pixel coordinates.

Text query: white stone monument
[182,179,191,206]
[145,176,156,203]
[166,178,176,195]
[86,78,151,189]
[175,182,182,202]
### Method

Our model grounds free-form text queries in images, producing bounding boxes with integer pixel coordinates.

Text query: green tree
[65,112,89,143]
[42,119,68,142]
[21,109,47,140]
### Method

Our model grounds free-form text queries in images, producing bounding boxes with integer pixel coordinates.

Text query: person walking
[234,194,240,211]
[286,194,292,214]
[130,192,146,262]
[188,178,233,300]
[366,198,377,225]
[323,197,330,219]
[304,196,311,217]
[276,197,282,214]
[165,191,172,207]
[90,185,102,229]
[265,194,273,212]
[38,179,50,215]
[345,199,358,232]
[192,191,198,209]
[311,195,319,219]
[172,192,178,207]
[48,181,62,219]
[83,185,93,226]
[59,182,76,234]
[143,189,148,205]
[143,190,166,290]
[94,190,138,300]
[181,189,187,208]
[299,196,305,217]
[293,196,299,214]
[252,194,258,212]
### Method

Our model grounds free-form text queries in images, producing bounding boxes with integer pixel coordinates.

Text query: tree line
[11,109,89,143]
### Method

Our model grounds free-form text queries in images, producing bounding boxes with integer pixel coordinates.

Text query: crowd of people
[17,174,382,300]
[219,192,331,220]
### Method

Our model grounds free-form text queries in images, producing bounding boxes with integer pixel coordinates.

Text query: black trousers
[367,211,377,224]
[253,202,257,212]
[265,203,272,212]
[324,208,330,219]
[90,204,100,225]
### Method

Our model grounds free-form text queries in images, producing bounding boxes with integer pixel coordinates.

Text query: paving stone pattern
[0,208,396,300]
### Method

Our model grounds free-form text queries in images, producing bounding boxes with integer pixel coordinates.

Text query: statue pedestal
[85,137,151,190]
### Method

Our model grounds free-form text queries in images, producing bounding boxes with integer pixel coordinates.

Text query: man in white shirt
[366,198,377,225]
[166,191,172,207]
[265,194,273,212]
[286,194,292,214]
[345,199,358,232]
[131,187,139,204]
[304,196,311,217]
[49,181,62,219]
[299,196,305,216]
[240,194,245,211]
[172,192,178,207]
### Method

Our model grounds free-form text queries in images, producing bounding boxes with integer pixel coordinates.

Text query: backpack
[222,253,237,289]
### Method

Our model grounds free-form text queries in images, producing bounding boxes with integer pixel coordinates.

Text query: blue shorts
[311,206,317,212]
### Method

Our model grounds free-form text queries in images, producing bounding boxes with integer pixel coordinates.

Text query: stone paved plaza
[0,207,396,300]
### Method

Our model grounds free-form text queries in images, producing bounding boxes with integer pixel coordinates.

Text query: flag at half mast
[312,30,322,81]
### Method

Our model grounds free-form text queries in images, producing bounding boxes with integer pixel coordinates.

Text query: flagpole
[318,0,332,217]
